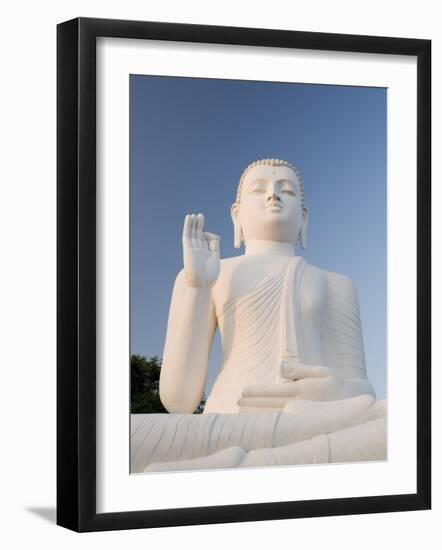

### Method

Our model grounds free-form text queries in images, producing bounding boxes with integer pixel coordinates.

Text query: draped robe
[205,257,367,413]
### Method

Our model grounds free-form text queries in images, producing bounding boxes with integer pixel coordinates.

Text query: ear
[300,207,309,250]
[230,203,243,249]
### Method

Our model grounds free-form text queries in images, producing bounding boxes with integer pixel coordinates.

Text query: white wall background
[0,1,439,547]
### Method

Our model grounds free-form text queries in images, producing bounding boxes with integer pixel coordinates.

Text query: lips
[267,202,283,210]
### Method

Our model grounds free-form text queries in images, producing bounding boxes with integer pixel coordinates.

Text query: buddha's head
[231,159,309,249]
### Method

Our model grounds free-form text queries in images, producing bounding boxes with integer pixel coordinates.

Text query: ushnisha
[131,159,386,472]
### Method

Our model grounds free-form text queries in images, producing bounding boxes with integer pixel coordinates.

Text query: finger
[196,213,204,244]
[182,215,191,244]
[190,214,197,246]
[204,232,220,256]
[237,396,292,409]
[292,365,332,380]
[241,383,301,399]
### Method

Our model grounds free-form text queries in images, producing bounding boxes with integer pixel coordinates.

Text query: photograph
[129,74,388,473]
[55,16,431,531]
[1,0,437,546]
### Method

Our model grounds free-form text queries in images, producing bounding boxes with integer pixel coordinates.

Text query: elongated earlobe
[300,208,309,250]
[233,221,243,249]
[231,202,243,249]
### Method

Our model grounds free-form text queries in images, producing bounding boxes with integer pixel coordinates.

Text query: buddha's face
[231,164,308,246]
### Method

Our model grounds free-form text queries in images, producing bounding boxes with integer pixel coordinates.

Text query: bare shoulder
[216,255,247,283]
[172,256,244,290]
[219,254,246,271]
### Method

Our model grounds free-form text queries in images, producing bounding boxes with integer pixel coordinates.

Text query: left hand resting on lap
[241,364,361,403]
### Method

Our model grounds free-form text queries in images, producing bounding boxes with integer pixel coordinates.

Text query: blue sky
[130,75,387,399]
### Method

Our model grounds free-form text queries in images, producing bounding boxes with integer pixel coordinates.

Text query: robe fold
[205,258,367,414]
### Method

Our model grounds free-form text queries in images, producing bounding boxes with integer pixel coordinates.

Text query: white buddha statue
[131,159,386,473]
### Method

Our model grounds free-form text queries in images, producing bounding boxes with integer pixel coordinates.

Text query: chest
[212,256,326,325]
[212,256,289,314]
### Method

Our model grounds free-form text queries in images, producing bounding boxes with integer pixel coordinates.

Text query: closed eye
[282,189,295,196]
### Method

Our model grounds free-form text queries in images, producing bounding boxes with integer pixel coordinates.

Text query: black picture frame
[57,17,431,532]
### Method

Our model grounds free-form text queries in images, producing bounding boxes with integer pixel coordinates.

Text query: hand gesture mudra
[182,213,220,288]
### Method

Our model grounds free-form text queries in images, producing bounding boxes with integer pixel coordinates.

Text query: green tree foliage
[130,354,206,414]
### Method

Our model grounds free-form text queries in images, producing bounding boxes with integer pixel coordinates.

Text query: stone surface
[131,159,387,472]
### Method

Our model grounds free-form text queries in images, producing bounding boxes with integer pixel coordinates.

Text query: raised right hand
[182,213,220,288]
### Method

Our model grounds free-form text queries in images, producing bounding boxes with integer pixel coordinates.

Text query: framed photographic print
[57,17,431,532]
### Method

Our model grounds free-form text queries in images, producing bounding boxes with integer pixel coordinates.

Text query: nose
[267,192,281,203]
[266,181,281,202]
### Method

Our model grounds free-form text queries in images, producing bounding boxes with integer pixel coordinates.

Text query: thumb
[292,364,332,379]
[204,232,220,255]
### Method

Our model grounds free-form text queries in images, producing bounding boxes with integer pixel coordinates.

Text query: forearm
[160,285,212,413]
